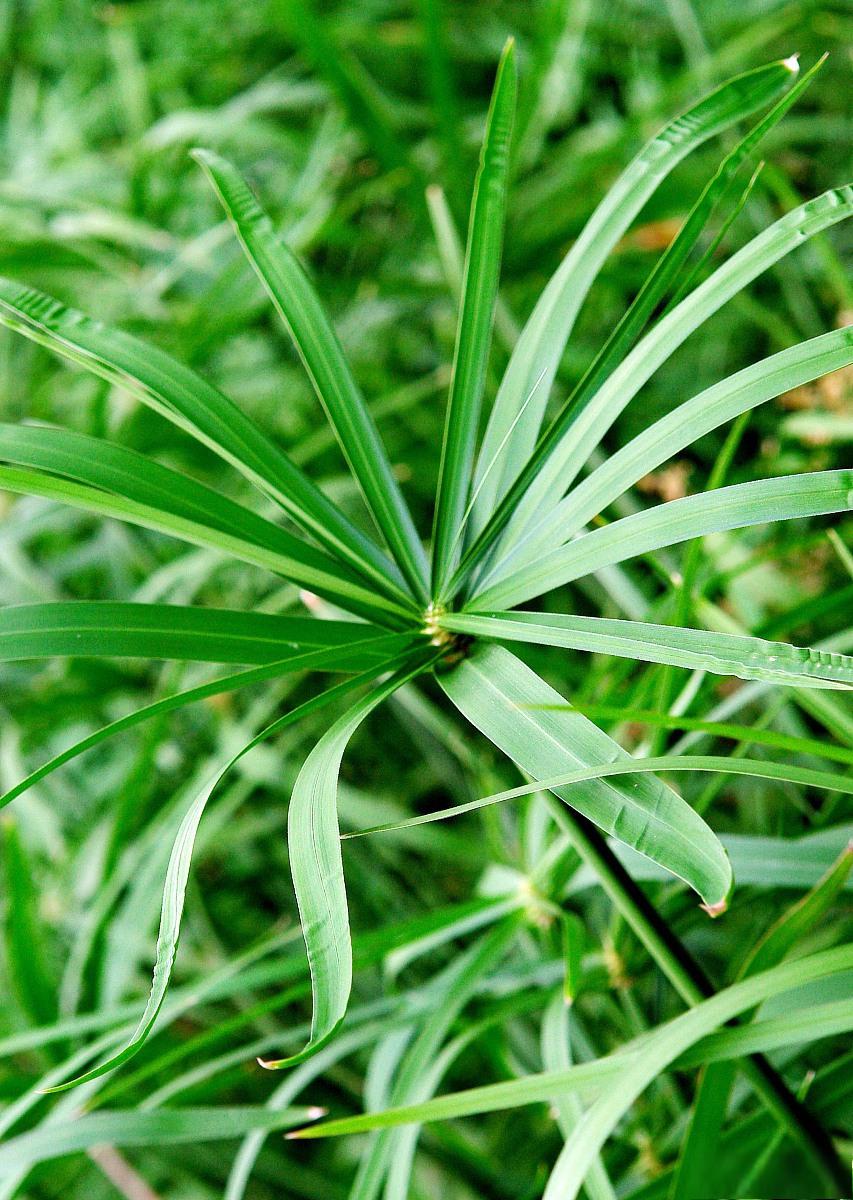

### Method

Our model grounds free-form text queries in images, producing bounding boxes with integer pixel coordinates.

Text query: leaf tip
[700,897,729,919]
[782,53,800,73]
[285,1112,326,1141]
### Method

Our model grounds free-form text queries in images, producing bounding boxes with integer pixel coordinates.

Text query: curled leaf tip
[256,1054,285,1070]
[782,53,800,72]
[700,897,729,918]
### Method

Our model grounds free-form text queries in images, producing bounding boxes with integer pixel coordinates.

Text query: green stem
[545,802,848,1196]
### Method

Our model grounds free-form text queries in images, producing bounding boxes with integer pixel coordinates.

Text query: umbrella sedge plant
[0,39,851,1193]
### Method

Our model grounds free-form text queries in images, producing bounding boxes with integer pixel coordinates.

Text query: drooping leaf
[438,644,732,910]
[264,650,435,1069]
[43,665,403,1092]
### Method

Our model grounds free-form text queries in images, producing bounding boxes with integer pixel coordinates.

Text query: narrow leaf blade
[431,39,516,592]
[192,149,429,601]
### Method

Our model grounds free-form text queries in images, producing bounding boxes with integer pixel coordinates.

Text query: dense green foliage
[0,2,851,1197]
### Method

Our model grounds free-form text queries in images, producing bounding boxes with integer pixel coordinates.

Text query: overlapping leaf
[439,644,732,910]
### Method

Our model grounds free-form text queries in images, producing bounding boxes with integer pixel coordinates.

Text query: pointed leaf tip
[782,53,800,72]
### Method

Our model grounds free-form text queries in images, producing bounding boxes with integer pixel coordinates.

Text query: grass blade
[350,921,517,1200]
[438,644,732,910]
[290,944,853,1138]
[430,39,516,593]
[192,149,429,602]
[1,818,56,1027]
[0,1106,322,1170]
[476,469,853,609]
[541,948,853,1200]
[466,58,798,544]
[343,757,853,840]
[0,278,405,599]
[541,993,617,1200]
[439,610,853,689]
[738,842,853,981]
[671,842,853,1200]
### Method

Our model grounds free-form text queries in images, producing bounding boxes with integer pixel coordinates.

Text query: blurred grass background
[0,1,851,1196]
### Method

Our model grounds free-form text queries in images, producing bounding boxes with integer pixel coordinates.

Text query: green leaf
[0,465,413,623]
[1,817,56,1027]
[540,952,853,1200]
[437,644,732,910]
[541,993,617,1200]
[0,601,396,664]
[0,277,404,600]
[671,841,853,1200]
[430,39,516,593]
[192,149,429,602]
[479,58,823,574]
[476,469,853,609]
[0,421,348,573]
[738,841,853,981]
[439,610,853,689]
[350,921,517,1200]
[43,664,407,1092]
[289,943,853,1139]
[669,1060,737,1200]
[466,57,798,545]
[510,325,853,565]
[458,182,853,592]
[0,634,415,810]
[263,651,435,1070]
[0,1106,322,1170]
[343,757,853,841]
